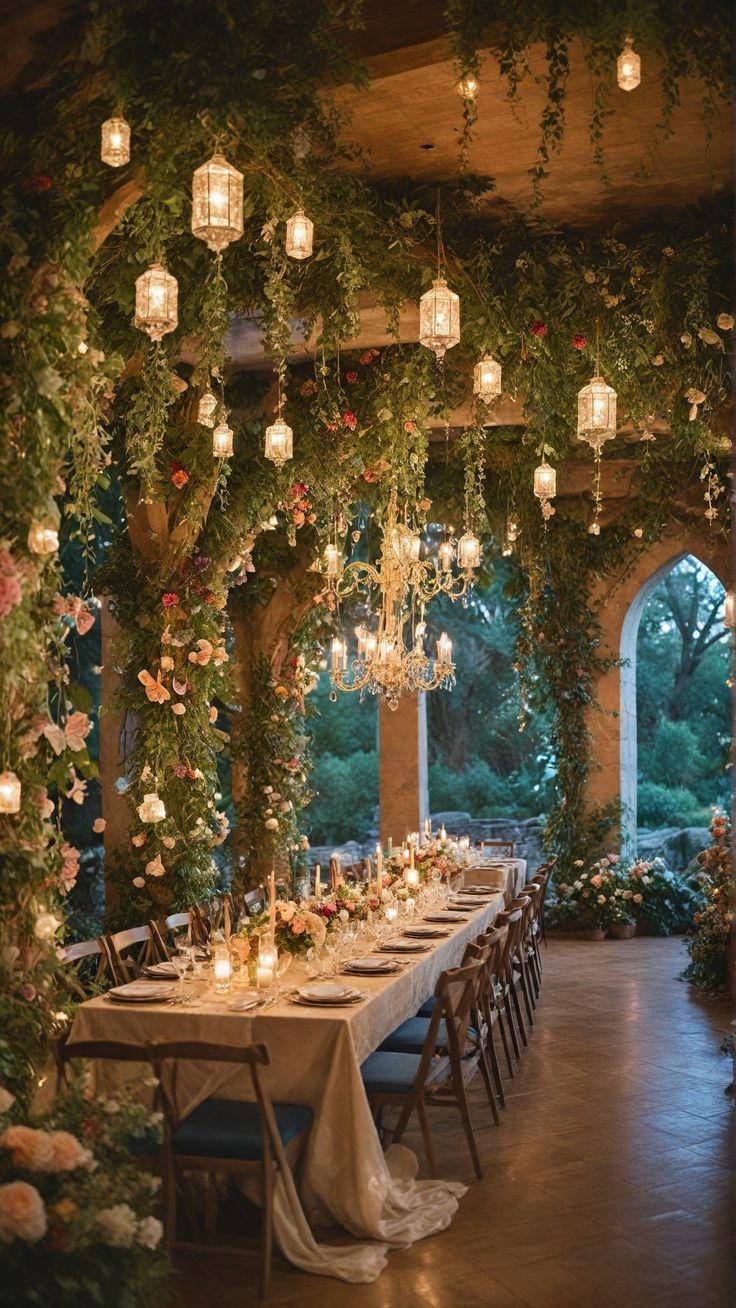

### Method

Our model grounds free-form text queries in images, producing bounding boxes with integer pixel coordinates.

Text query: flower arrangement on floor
[684,811,732,991]
[0,1078,167,1307]
[549,852,698,937]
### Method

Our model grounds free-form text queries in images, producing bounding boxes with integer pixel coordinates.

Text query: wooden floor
[173,938,734,1307]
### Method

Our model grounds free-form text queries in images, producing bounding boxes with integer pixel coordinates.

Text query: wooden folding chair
[362,960,486,1180]
[101,924,166,984]
[147,1040,313,1300]
[494,906,527,1063]
[478,839,515,858]
[57,936,109,987]
[149,911,195,961]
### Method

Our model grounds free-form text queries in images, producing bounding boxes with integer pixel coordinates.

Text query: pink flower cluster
[0,1126,93,1173]
[0,550,23,621]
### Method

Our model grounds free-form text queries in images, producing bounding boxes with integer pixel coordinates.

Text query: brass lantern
[617,39,641,92]
[101,115,130,167]
[473,354,502,404]
[212,421,234,458]
[577,374,617,448]
[534,461,556,502]
[457,530,481,571]
[0,770,21,814]
[191,154,244,253]
[134,263,178,341]
[285,208,314,260]
[419,278,460,360]
[264,417,293,467]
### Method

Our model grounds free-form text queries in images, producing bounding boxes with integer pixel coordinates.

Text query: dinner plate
[290,987,364,1007]
[404,926,449,938]
[105,981,175,1003]
[424,912,470,923]
[343,957,401,973]
[143,961,178,979]
[225,993,263,1012]
[378,939,431,953]
[298,982,354,1002]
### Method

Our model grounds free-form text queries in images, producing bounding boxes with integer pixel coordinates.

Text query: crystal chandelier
[325,495,480,709]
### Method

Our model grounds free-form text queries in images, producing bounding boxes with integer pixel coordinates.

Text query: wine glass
[276,953,292,995]
[170,949,189,1004]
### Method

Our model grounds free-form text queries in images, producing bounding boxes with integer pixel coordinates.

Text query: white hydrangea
[136,1215,163,1249]
[96,1203,138,1247]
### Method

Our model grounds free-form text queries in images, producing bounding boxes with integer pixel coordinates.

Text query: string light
[101,115,130,167]
[27,521,59,555]
[134,263,178,341]
[0,771,21,814]
[285,208,314,260]
[617,38,641,92]
[191,154,244,252]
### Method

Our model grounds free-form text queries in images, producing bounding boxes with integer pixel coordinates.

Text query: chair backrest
[495,908,523,978]
[55,1035,150,1087]
[478,839,515,858]
[433,961,484,1063]
[149,911,194,960]
[101,924,163,984]
[57,937,109,987]
[145,1039,297,1172]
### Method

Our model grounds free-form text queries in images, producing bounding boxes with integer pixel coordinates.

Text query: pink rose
[47,1131,93,1172]
[60,842,80,892]
[0,1181,47,1243]
[0,575,22,620]
[19,984,36,1002]
[290,918,306,935]
[633,893,643,904]
[590,874,602,888]
[0,1126,53,1171]
[530,321,548,338]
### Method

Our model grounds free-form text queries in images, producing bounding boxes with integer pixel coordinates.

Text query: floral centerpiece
[234,898,327,959]
[550,853,623,933]
[0,1079,167,1307]
[684,811,732,991]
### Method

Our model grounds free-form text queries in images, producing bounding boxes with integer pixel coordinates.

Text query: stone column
[378,692,429,844]
[99,599,132,905]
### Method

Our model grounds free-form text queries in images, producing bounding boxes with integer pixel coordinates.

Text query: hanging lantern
[617,38,641,92]
[191,154,244,252]
[473,354,502,403]
[212,420,234,458]
[457,73,479,100]
[285,208,314,260]
[577,374,617,447]
[436,632,453,664]
[0,771,21,814]
[724,591,735,630]
[438,539,454,572]
[101,115,130,167]
[588,521,601,536]
[137,792,166,823]
[534,461,557,521]
[323,543,342,578]
[27,520,59,556]
[457,530,480,571]
[134,263,178,341]
[419,278,460,360]
[264,417,293,467]
[507,517,519,542]
[198,388,218,427]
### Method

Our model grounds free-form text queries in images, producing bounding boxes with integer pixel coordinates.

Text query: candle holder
[257,936,278,989]
[213,940,232,994]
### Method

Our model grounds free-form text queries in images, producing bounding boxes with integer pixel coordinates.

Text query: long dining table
[70,889,504,1283]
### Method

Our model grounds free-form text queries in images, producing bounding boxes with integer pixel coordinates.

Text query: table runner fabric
[70,893,502,1282]
[463,858,527,900]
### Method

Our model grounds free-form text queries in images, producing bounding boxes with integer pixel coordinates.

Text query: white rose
[97,1203,138,1248]
[136,1215,163,1249]
[264,818,279,831]
[716,313,734,331]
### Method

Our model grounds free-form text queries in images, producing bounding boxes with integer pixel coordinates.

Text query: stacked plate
[143,960,178,979]
[462,884,497,894]
[343,957,402,976]
[291,982,365,1008]
[424,911,470,923]
[378,937,431,954]
[105,980,175,1004]
[225,992,264,1013]
[404,925,449,939]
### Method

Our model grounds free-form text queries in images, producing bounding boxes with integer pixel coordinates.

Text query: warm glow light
[0,771,21,814]
[212,421,234,457]
[264,417,293,467]
[577,374,617,447]
[457,530,481,571]
[457,73,479,100]
[198,388,218,427]
[27,521,59,555]
[419,278,461,360]
[101,115,130,167]
[534,461,557,500]
[617,39,641,92]
[285,208,314,260]
[438,539,454,572]
[724,591,735,629]
[473,354,502,403]
[134,263,178,341]
[436,632,453,664]
[191,154,244,252]
[323,543,342,578]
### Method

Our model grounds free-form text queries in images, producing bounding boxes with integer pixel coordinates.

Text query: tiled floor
[173,937,734,1307]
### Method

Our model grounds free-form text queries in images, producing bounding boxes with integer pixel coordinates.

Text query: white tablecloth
[71,893,503,1282]
[462,859,527,901]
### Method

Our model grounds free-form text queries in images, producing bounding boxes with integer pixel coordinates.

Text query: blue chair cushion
[361,1051,422,1095]
[172,1098,312,1161]
[417,998,435,1017]
[379,1016,449,1053]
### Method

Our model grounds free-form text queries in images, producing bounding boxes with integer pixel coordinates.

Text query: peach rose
[47,1131,93,1172]
[0,1126,54,1171]
[0,1181,47,1243]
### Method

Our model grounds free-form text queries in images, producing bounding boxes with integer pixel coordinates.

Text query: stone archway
[586,525,731,854]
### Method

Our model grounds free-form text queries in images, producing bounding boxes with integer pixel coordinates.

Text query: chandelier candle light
[191,154,244,252]
[134,264,178,341]
[101,115,130,167]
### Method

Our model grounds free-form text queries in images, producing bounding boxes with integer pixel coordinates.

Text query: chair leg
[502,991,522,1060]
[518,956,535,1025]
[416,1095,438,1176]
[259,1157,274,1300]
[510,976,528,1048]
[454,1074,483,1180]
[497,1004,516,1075]
[487,1023,506,1107]
[479,1045,501,1126]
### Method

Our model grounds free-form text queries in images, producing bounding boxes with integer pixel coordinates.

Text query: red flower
[162,592,179,608]
[359,349,378,365]
[404,420,416,433]
[174,765,188,778]
[571,333,587,350]
[341,410,357,430]
[530,321,548,338]
[171,468,189,489]
[345,371,358,384]
[28,174,53,193]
